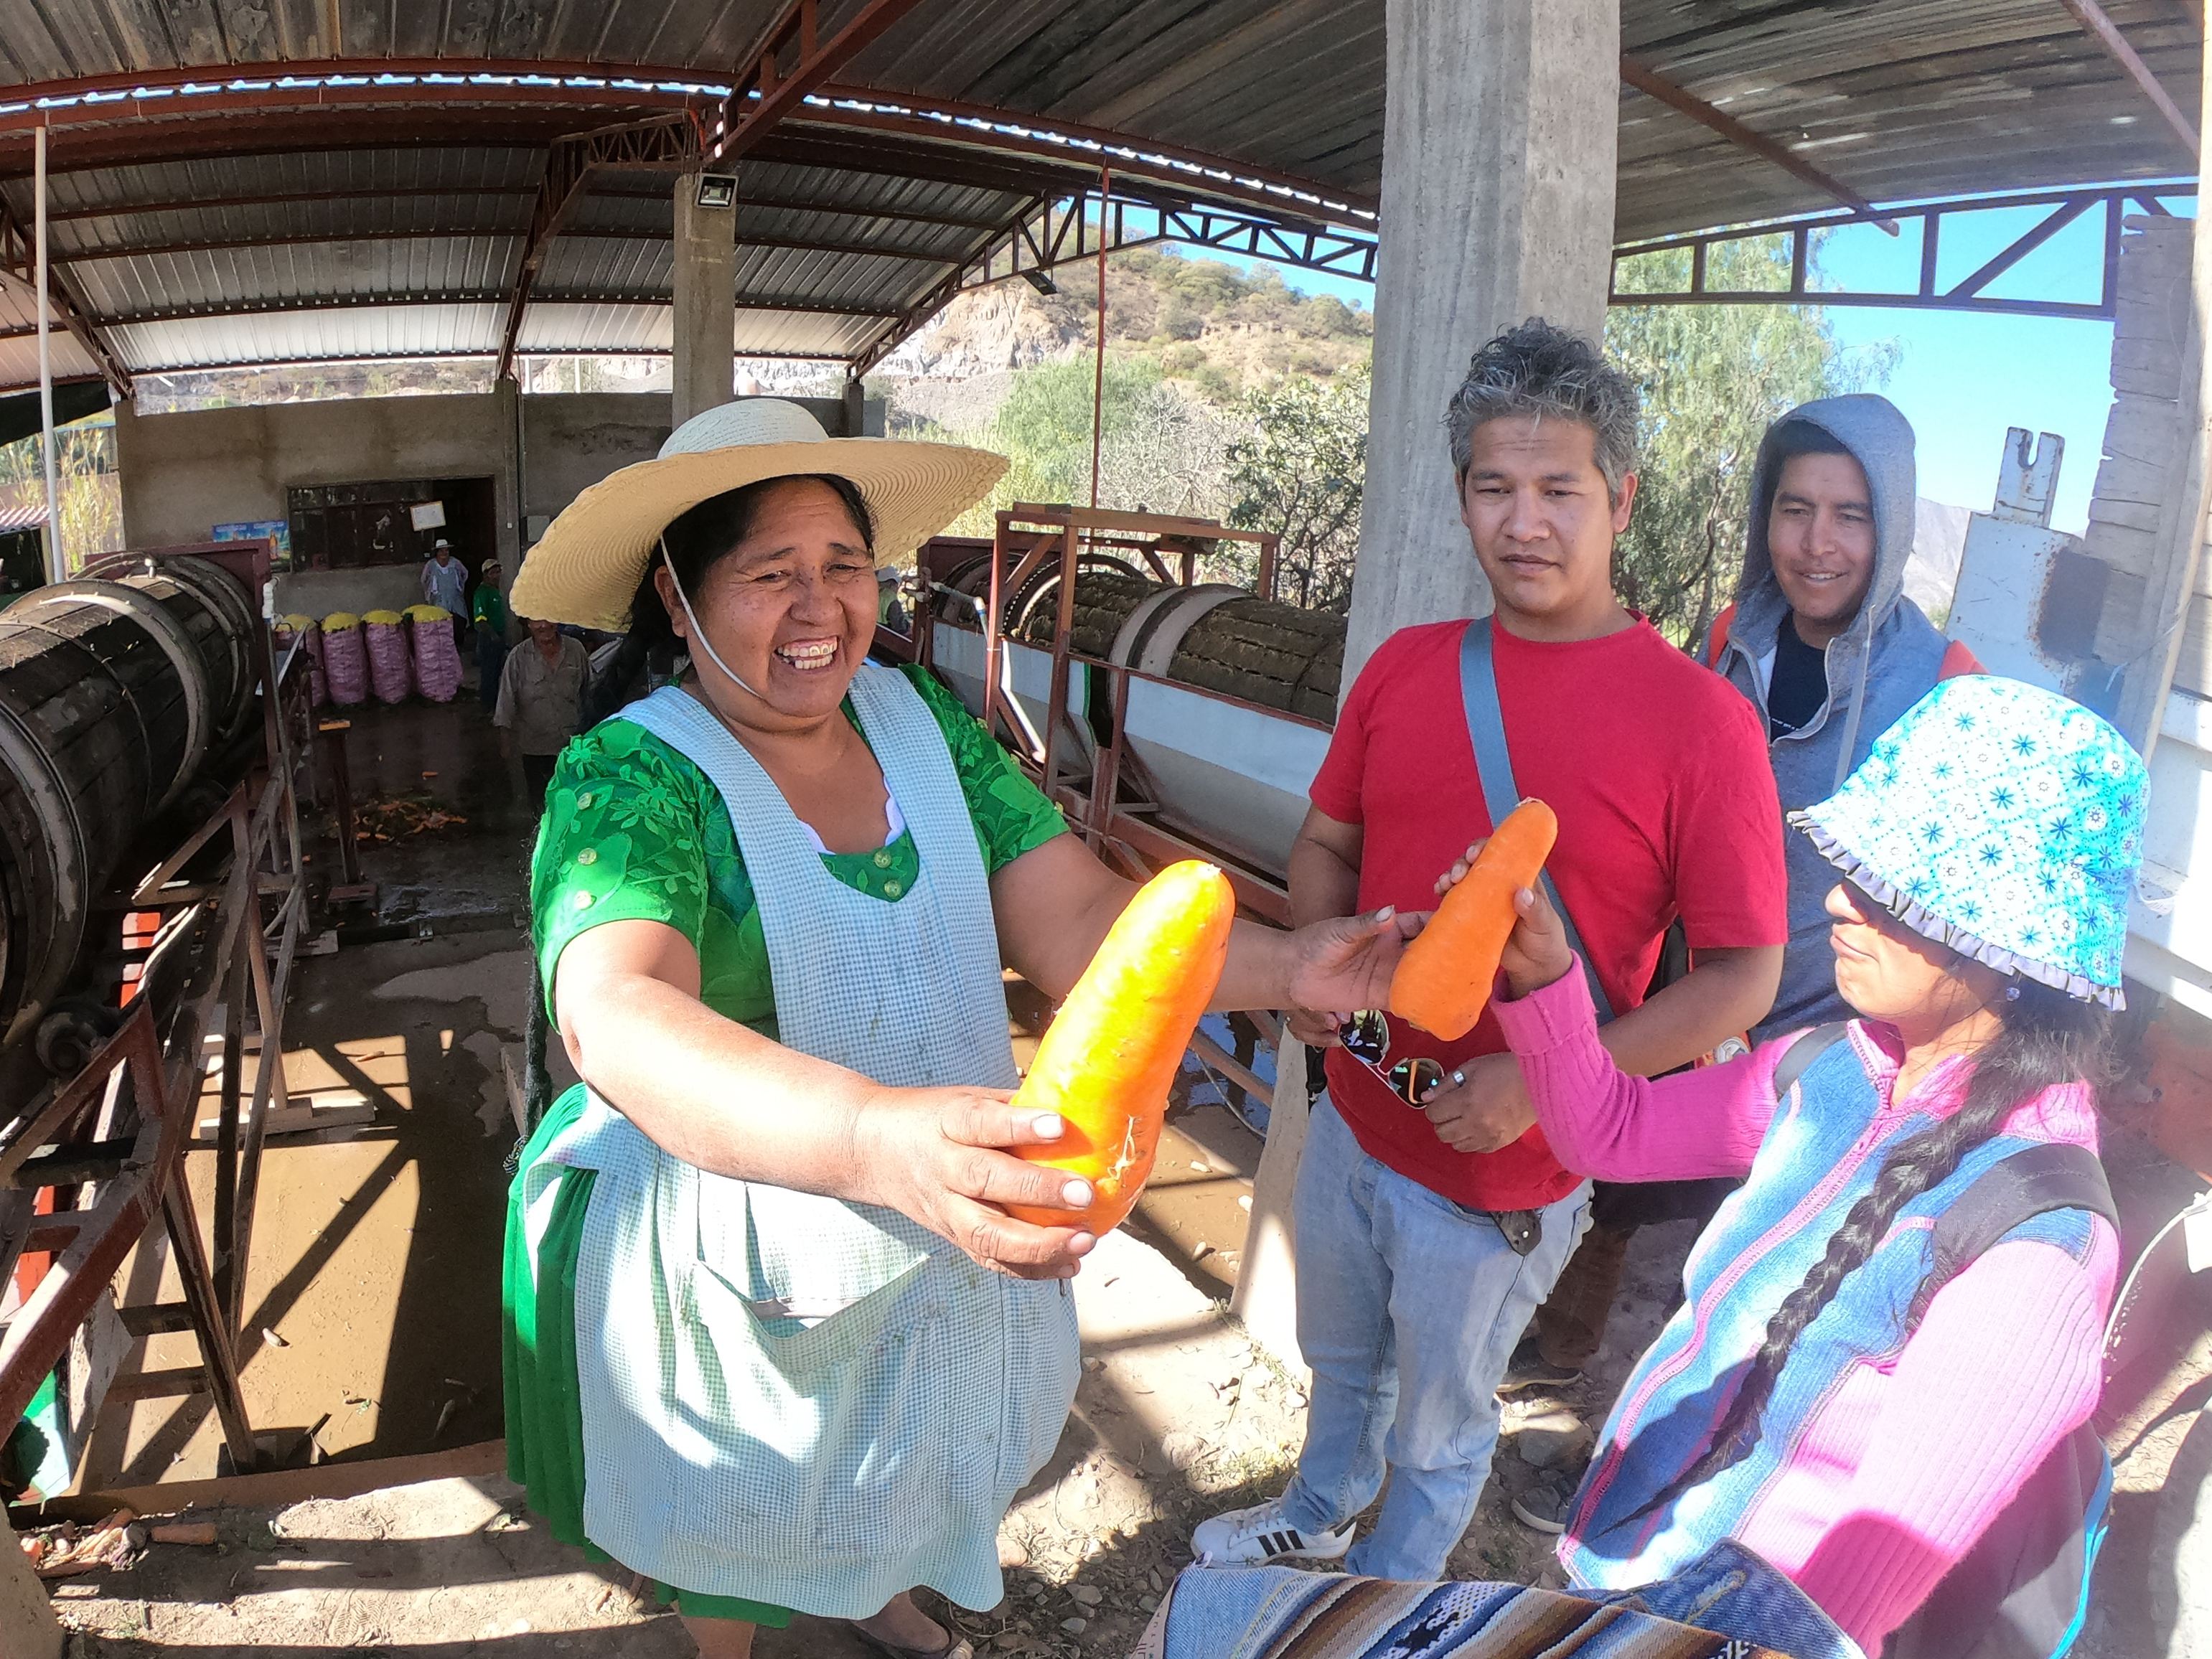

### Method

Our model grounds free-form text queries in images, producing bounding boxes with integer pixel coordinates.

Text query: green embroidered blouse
[530,664,1064,1035]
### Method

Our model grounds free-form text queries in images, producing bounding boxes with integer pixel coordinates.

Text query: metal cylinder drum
[995,563,1349,720]
[0,557,257,1048]
[85,551,258,740]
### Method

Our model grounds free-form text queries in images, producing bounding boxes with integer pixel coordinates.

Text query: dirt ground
[34,1212,1701,1659]
[17,693,2212,1655]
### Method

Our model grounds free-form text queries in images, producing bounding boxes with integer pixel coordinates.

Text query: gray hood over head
[1712,392,1953,1043]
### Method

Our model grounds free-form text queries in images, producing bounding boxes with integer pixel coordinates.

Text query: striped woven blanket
[1131,1556,1848,1659]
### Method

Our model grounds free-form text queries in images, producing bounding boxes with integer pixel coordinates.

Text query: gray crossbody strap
[1458,616,1616,1023]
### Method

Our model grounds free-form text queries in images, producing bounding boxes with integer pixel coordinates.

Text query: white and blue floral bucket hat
[1790,675,2147,1007]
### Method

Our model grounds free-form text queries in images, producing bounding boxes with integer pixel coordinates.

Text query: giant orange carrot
[1004,860,1235,1234]
[1387,799,1559,1040]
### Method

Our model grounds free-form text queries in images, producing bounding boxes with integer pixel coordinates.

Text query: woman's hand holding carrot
[850,1086,1099,1280]
[1433,838,1578,1004]
[1500,885,1577,1001]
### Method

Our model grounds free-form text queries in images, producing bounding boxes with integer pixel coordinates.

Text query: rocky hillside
[874,245,1372,432]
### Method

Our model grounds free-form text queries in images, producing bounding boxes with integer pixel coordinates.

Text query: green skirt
[502,1084,794,1627]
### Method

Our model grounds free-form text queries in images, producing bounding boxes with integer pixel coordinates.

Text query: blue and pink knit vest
[1566,1024,2103,1589]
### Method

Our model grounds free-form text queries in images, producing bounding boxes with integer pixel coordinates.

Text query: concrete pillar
[1341,0,1621,684]
[671,171,737,428]
[1228,1038,1312,1378]
[1235,0,1621,1371]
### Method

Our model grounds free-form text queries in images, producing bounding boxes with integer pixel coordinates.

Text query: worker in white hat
[502,398,1415,1658]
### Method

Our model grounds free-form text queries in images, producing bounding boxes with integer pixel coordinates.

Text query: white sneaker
[1191,1498,1355,1566]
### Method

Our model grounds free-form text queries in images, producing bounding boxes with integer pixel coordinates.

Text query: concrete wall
[272,564,423,618]
[116,384,520,561]
[517,391,884,540]
[116,387,888,619]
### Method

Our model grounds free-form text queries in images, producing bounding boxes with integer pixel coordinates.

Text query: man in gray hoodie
[1703,393,1977,1045]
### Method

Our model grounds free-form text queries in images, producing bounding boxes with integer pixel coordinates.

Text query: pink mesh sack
[363,611,412,705]
[409,608,462,702]
[321,616,367,706]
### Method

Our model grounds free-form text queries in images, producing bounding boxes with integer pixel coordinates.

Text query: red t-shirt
[1310,617,1787,1211]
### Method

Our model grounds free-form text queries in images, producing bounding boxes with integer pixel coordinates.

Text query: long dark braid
[1616,979,2112,1528]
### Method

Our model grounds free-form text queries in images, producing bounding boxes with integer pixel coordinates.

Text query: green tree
[0,410,122,575]
[1606,235,1893,644]
[985,353,1166,509]
[1223,364,1369,611]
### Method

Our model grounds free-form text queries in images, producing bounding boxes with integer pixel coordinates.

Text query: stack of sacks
[362,608,413,704]
[321,613,367,705]
[406,603,462,702]
[279,614,326,707]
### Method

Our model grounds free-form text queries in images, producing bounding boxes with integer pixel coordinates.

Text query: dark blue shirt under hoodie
[1706,395,1951,1045]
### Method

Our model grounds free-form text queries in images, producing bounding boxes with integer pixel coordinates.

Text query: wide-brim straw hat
[510,398,1006,631]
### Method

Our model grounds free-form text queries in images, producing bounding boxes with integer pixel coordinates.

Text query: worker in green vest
[472,557,509,713]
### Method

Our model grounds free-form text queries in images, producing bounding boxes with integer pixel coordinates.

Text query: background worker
[1193,319,1787,1578]
[423,535,469,649]
[1703,395,1979,1045]
[472,556,509,712]
[496,614,586,806]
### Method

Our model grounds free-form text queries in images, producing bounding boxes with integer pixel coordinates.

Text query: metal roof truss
[1612,182,2198,323]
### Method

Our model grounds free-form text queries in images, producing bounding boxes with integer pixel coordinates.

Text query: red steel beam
[50,222,965,268]
[2057,0,2199,154]
[810,84,1381,220]
[711,0,935,166]
[82,287,900,332]
[0,196,132,393]
[44,183,538,222]
[1620,56,1898,235]
[494,113,703,382]
[0,113,586,180]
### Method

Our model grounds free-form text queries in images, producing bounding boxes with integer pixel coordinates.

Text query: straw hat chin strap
[660,538,765,701]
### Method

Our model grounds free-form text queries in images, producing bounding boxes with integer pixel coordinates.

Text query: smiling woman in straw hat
[500,398,1414,1658]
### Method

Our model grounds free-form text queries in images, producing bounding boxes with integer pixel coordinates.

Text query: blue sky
[1174,190,2195,535]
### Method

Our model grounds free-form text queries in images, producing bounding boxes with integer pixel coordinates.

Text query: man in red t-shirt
[1193,319,1786,1582]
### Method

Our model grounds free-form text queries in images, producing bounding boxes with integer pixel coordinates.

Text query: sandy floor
[17,695,2211,1655]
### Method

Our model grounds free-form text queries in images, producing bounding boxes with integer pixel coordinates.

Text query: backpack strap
[1700,603,1738,669]
[1923,1142,2117,1301]
[1771,1023,1849,1102]
[1939,637,1985,679]
[1458,617,1614,1023]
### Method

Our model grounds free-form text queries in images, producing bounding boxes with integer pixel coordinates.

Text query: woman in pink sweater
[1466,677,2144,1654]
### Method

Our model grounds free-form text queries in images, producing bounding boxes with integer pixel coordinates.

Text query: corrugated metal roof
[105,303,507,371]
[0,0,2194,386]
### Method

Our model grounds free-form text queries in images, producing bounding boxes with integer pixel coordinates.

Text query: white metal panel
[2129,687,2212,1018]
[106,302,505,369]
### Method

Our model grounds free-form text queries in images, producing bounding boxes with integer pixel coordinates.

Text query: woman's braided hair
[1616,976,2112,1528]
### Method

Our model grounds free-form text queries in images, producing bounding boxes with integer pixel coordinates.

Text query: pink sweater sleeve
[1490,964,1784,1183]
[1791,1224,2120,1653]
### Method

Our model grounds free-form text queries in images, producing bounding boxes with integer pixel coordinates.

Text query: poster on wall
[212,519,292,569]
[409,500,446,531]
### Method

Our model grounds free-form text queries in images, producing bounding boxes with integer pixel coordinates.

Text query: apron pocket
[678,1256,952,1555]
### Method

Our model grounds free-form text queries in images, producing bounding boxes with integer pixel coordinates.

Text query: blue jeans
[477,631,508,711]
[1154,1539,1864,1659]
[1600,1538,1865,1658]
[1278,1095,1590,1581]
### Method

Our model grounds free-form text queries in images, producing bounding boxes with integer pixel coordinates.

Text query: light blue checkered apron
[524,669,1080,1617]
